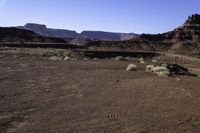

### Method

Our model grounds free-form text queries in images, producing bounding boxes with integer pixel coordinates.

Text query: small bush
[64,56,70,61]
[126,64,137,71]
[146,65,170,77]
[93,58,98,61]
[49,56,62,61]
[152,59,158,63]
[139,60,146,64]
[138,58,145,64]
[138,58,144,62]
[115,56,127,61]
[161,63,167,67]
[153,66,170,77]
[146,65,155,72]
[153,66,169,73]
[156,71,170,77]
[126,56,131,60]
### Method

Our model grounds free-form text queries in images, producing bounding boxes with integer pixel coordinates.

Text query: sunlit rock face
[165,14,200,42]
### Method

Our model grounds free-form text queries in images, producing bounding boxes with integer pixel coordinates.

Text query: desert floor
[0,56,200,133]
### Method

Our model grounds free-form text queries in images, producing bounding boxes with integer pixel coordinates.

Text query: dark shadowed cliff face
[0,27,66,43]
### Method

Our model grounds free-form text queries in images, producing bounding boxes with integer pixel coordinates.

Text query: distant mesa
[18,23,79,39]
[18,23,139,41]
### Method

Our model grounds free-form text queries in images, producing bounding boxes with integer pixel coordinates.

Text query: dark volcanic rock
[166,64,197,76]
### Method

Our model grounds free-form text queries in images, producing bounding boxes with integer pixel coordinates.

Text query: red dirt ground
[0,57,200,133]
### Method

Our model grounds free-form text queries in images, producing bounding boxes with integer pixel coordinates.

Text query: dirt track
[0,57,200,133]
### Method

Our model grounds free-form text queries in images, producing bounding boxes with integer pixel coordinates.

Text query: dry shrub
[156,71,170,77]
[115,56,127,61]
[146,65,170,77]
[139,60,146,64]
[152,59,158,63]
[146,65,155,72]
[139,58,144,62]
[153,66,170,77]
[126,64,137,71]
[64,56,71,61]
[138,58,145,64]
[49,56,62,61]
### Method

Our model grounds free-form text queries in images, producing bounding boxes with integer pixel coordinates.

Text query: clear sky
[0,0,200,34]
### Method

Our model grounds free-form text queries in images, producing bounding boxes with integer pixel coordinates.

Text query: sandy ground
[0,57,200,133]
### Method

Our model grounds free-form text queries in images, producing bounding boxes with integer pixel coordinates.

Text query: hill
[0,27,66,43]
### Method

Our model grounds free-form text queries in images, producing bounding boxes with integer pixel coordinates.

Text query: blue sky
[0,0,200,34]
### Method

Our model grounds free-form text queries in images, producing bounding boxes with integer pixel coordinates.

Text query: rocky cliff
[85,14,200,57]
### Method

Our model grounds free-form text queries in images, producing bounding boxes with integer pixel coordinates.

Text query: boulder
[166,64,197,76]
